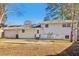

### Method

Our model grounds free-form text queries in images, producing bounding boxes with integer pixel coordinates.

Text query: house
[0,19,79,40]
[4,27,23,39]
[3,26,43,39]
[0,28,3,38]
[41,20,78,40]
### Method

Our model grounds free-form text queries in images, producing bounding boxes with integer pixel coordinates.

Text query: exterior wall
[4,30,17,38]
[41,23,71,39]
[18,28,43,39]
[0,29,3,38]
[3,20,78,40]
[0,32,2,38]
[19,33,35,39]
[18,29,35,39]
[40,34,48,39]
[4,28,43,39]
[3,24,72,39]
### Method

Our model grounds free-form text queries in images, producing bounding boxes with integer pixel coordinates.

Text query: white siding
[4,30,17,38]
[0,29,3,38]
[41,24,71,39]
[19,33,35,39]
[40,34,48,39]
[3,21,74,39]
[0,32,2,38]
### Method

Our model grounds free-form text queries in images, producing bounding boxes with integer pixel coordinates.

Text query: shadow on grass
[46,41,79,56]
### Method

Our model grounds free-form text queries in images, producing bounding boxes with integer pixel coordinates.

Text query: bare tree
[0,3,6,26]
[0,3,23,38]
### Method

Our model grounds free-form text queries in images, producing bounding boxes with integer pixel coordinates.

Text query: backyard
[0,39,78,56]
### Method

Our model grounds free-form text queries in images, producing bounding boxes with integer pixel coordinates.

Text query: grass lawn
[0,39,78,56]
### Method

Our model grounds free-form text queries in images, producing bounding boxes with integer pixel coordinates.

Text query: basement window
[65,35,69,39]
[22,29,25,33]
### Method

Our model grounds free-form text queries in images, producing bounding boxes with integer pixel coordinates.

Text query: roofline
[41,20,78,24]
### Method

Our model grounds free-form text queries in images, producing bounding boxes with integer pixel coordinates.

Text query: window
[0,26,1,28]
[37,30,39,33]
[22,29,25,33]
[63,23,71,27]
[16,34,18,39]
[67,23,71,27]
[45,24,48,28]
[78,22,79,27]
[62,24,66,27]
[65,35,69,39]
